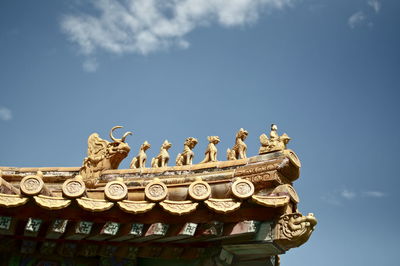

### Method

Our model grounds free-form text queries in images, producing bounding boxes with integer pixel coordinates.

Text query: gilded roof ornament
[199,136,220,164]
[79,126,132,187]
[130,141,151,169]
[227,128,248,160]
[176,137,198,166]
[259,124,291,154]
[151,140,172,168]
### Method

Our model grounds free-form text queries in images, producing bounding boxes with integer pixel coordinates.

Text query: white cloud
[340,189,356,200]
[0,107,12,121]
[368,0,381,13]
[363,191,386,198]
[61,0,294,68]
[348,11,366,29]
[82,58,98,72]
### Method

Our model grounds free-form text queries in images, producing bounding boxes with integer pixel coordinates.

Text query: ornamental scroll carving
[0,193,28,207]
[275,213,317,249]
[204,198,241,214]
[117,200,155,214]
[159,200,198,215]
[20,171,44,196]
[104,179,128,201]
[188,179,211,201]
[145,180,168,202]
[76,197,114,212]
[34,195,71,210]
[251,195,290,208]
[232,178,254,199]
[62,176,86,198]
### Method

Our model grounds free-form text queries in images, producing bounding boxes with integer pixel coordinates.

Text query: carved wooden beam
[46,219,68,239]
[0,216,17,235]
[177,221,223,243]
[111,223,144,242]
[57,242,77,257]
[20,171,54,196]
[86,221,120,241]
[24,217,43,237]
[0,171,19,195]
[20,240,37,254]
[40,241,57,255]
[156,223,198,243]
[131,223,169,242]
[64,221,94,240]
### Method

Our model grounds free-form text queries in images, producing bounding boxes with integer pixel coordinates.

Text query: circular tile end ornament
[145,181,168,202]
[105,180,128,201]
[232,178,254,199]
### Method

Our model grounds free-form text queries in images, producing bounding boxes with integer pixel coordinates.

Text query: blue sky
[1,0,400,265]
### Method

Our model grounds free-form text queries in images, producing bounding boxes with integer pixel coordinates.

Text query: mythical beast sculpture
[227,128,248,160]
[276,213,317,249]
[200,136,220,163]
[176,137,198,166]
[259,124,291,154]
[130,141,151,169]
[151,140,172,168]
[80,126,132,187]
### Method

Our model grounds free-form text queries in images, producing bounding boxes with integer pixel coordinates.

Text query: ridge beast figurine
[176,137,198,166]
[80,126,132,187]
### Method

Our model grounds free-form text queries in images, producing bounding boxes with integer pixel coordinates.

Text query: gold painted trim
[204,198,241,214]
[159,200,198,215]
[117,200,155,214]
[0,193,28,207]
[76,197,114,212]
[251,195,290,207]
[34,195,71,210]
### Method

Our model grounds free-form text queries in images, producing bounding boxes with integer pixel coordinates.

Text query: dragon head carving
[80,126,132,187]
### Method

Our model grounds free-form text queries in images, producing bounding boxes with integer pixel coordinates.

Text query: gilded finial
[176,137,198,166]
[259,124,291,154]
[200,136,220,163]
[130,141,151,169]
[227,128,248,160]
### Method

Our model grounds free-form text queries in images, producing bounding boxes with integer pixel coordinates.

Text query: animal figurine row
[129,124,290,169]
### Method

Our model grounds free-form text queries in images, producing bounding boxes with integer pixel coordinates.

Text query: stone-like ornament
[275,213,317,250]
[159,200,199,215]
[227,128,248,160]
[76,197,114,212]
[117,200,156,214]
[199,136,220,163]
[20,171,44,196]
[188,179,211,201]
[176,137,198,166]
[231,178,255,199]
[251,195,290,208]
[104,179,128,201]
[151,140,172,168]
[62,175,86,198]
[34,195,71,210]
[0,193,28,208]
[130,141,151,169]
[80,126,132,187]
[145,179,168,202]
[204,198,241,214]
[259,124,291,154]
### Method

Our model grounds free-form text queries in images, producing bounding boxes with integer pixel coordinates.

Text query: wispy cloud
[340,189,356,200]
[0,107,12,121]
[363,191,386,198]
[368,0,381,13]
[348,11,366,29]
[82,58,98,72]
[61,0,295,70]
[322,188,386,205]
